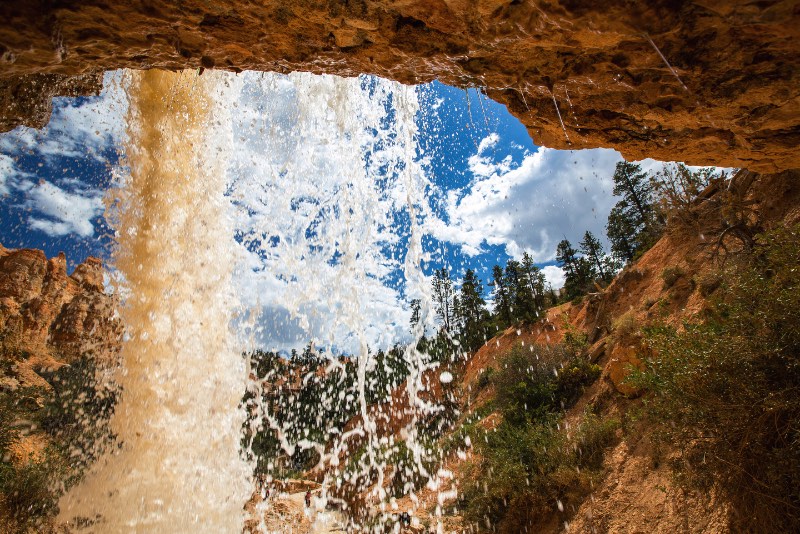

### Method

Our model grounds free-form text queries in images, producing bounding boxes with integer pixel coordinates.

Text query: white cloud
[0,70,128,161]
[466,133,513,179]
[541,265,566,290]
[428,146,624,262]
[0,154,19,195]
[25,181,104,237]
[0,71,128,238]
[224,72,426,353]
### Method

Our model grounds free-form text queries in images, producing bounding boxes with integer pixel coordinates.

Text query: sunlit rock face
[1,0,798,172]
[0,245,121,373]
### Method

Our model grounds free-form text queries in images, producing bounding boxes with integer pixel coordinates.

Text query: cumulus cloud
[428,141,624,262]
[224,72,424,353]
[541,265,566,290]
[25,181,104,237]
[0,71,128,162]
[0,71,127,240]
[0,154,21,196]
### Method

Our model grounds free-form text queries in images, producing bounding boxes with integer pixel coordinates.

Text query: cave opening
[0,67,730,532]
[0,3,796,531]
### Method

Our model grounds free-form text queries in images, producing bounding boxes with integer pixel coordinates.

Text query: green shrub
[0,355,116,532]
[457,340,606,532]
[0,389,64,533]
[612,311,638,341]
[493,343,599,426]
[553,362,601,409]
[459,410,618,533]
[389,440,437,498]
[660,265,684,289]
[694,272,722,297]
[475,367,494,390]
[0,455,61,532]
[40,356,117,486]
[631,224,800,532]
[574,412,620,468]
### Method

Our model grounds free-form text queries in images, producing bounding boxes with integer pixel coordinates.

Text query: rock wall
[1,0,798,172]
[0,245,121,389]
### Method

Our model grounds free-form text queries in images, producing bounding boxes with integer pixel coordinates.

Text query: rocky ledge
[0,0,798,172]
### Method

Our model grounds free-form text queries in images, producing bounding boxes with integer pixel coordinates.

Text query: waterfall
[59,69,251,532]
[58,69,438,532]
[229,72,438,529]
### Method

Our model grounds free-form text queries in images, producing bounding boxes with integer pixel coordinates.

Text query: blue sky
[0,88,125,269]
[0,70,637,351]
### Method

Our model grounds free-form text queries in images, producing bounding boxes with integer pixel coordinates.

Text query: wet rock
[0,1,798,171]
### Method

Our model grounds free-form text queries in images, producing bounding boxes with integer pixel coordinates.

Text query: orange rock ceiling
[0,0,798,172]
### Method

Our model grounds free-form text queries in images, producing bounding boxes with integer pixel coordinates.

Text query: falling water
[59,69,251,531]
[57,69,439,532]
[228,72,440,529]
[643,33,689,93]
[550,90,571,145]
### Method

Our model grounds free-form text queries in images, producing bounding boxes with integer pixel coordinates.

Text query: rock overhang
[0,0,798,172]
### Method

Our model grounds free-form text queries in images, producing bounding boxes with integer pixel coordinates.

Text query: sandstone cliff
[0,245,121,391]
[1,0,799,172]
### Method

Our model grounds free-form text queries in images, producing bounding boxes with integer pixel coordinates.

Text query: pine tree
[606,204,636,262]
[458,269,489,351]
[612,161,656,228]
[556,239,579,278]
[606,161,664,263]
[654,163,714,210]
[519,252,545,321]
[504,259,523,322]
[573,256,595,294]
[490,264,512,327]
[580,230,608,281]
[556,238,594,300]
[431,268,455,332]
[602,254,622,281]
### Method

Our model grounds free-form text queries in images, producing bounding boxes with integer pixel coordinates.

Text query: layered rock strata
[0,0,798,172]
[0,245,121,389]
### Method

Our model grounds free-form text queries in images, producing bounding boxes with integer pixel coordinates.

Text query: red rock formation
[0,245,121,387]
[1,1,798,172]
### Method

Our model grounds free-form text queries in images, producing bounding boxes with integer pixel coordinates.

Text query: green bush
[631,224,800,532]
[389,440,437,498]
[554,361,601,409]
[561,324,589,355]
[0,389,63,533]
[493,343,599,426]
[459,410,618,533]
[475,367,494,391]
[0,455,61,532]
[0,355,116,532]
[694,271,722,297]
[457,340,607,532]
[660,265,684,289]
[40,356,117,486]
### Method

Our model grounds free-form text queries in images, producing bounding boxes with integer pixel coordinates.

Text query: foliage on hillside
[631,223,800,531]
[455,341,613,532]
[241,345,411,477]
[0,354,116,533]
